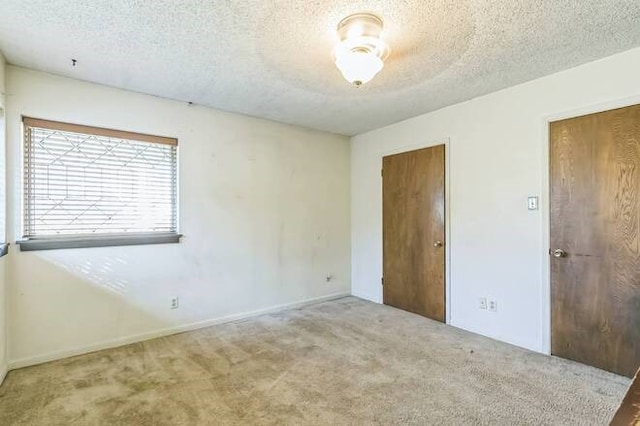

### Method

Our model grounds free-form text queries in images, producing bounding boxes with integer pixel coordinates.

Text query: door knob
[552,249,566,258]
[434,241,443,248]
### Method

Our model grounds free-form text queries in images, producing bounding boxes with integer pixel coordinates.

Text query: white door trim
[540,95,640,355]
[380,138,452,325]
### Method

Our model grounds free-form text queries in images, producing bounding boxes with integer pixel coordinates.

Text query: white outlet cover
[479,297,487,310]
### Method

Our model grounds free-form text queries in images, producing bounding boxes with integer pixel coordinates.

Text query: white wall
[6,67,351,367]
[351,47,640,353]
[0,52,7,383]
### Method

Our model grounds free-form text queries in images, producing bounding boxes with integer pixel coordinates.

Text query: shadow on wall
[55,253,130,295]
[6,231,347,367]
[7,246,186,365]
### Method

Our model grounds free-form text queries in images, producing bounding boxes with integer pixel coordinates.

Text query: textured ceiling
[1,1,640,136]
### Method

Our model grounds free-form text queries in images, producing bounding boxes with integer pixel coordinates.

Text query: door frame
[540,94,640,355]
[381,138,451,325]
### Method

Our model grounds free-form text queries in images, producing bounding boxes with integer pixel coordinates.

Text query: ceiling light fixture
[333,13,389,87]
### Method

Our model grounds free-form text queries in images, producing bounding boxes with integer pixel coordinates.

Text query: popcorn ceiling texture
[258,0,474,95]
[0,0,639,135]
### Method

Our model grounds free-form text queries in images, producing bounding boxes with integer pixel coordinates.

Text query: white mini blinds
[21,117,179,250]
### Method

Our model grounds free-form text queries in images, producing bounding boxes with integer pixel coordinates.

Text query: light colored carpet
[0,297,630,425]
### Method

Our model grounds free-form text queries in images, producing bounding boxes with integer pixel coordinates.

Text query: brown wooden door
[611,368,640,425]
[550,104,640,378]
[383,145,445,322]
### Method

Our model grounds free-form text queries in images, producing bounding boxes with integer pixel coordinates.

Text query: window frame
[17,117,181,251]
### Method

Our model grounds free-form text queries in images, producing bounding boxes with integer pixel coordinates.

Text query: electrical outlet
[170,297,179,310]
[479,297,487,310]
[326,274,333,283]
[488,298,497,312]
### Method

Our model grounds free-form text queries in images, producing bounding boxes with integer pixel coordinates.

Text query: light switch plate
[527,196,539,211]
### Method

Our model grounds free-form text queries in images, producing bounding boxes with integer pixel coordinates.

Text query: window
[18,117,180,251]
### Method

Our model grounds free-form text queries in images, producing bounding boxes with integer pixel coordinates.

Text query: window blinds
[23,118,178,238]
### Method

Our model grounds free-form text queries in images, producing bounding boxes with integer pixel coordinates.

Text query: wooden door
[550,104,640,378]
[383,145,445,322]
[611,368,640,425]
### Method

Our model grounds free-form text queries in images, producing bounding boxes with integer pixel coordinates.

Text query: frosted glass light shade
[333,13,389,87]
[335,50,384,87]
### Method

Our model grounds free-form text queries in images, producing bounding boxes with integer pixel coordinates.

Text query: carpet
[0,297,630,425]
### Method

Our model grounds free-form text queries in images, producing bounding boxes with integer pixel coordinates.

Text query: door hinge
[381,277,384,286]
[381,168,383,177]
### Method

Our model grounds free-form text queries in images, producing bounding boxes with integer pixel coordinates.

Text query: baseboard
[0,364,7,386]
[8,292,351,370]
[448,318,542,354]
[351,289,380,304]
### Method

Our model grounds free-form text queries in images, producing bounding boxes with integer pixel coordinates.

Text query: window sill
[16,233,182,251]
